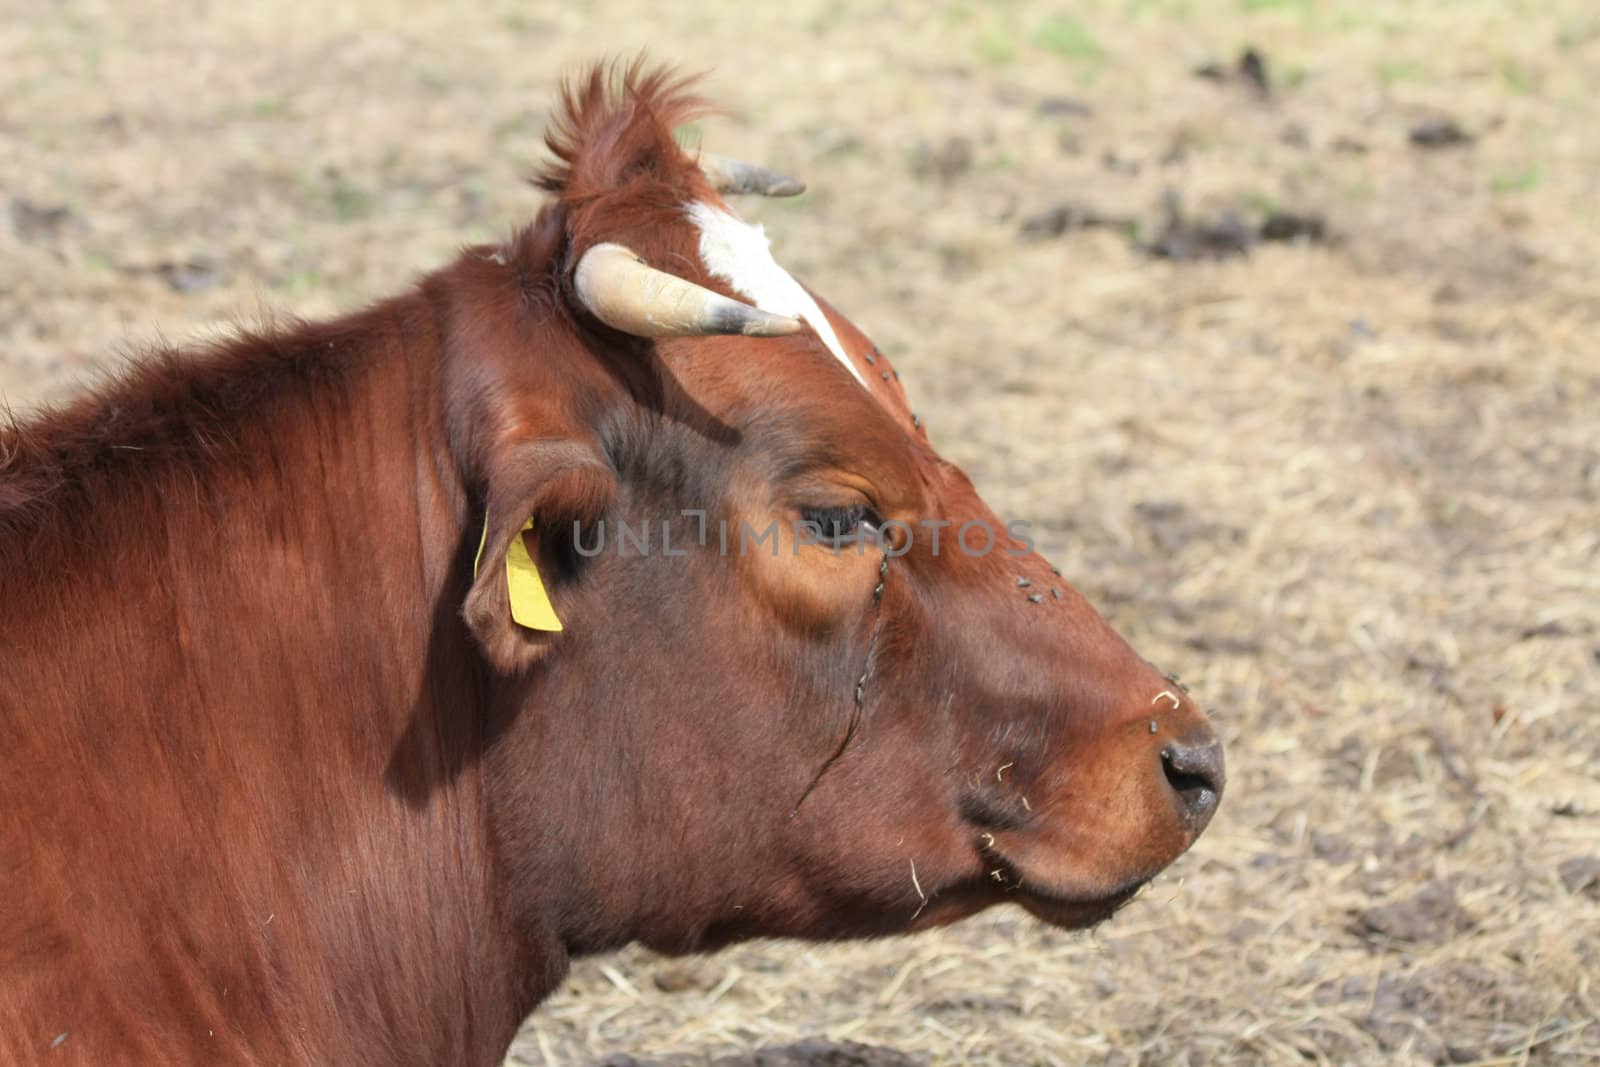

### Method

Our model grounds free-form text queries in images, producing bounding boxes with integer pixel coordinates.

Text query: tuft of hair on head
[535,56,719,208]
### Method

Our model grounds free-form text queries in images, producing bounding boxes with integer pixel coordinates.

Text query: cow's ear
[463,439,615,673]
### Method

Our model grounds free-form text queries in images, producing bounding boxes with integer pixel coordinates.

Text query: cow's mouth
[976,841,1148,930]
[1014,881,1145,929]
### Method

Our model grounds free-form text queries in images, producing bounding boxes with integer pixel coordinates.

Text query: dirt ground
[4,2,1597,1064]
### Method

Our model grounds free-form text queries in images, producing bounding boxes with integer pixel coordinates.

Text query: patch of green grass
[1239,0,1312,13]
[939,1,975,27]
[1331,9,1372,33]
[1342,177,1376,204]
[278,268,323,298]
[497,9,537,33]
[1490,165,1542,194]
[1376,58,1425,87]
[328,177,373,223]
[1497,59,1536,95]
[1032,15,1102,62]
[1123,0,1192,19]
[803,0,867,35]
[414,65,452,92]
[219,96,288,123]
[1556,19,1598,50]
[810,131,863,161]
[977,28,1018,66]
[1292,157,1323,181]
[492,111,534,142]
[1373,11,1411,39]
[1243,190,1279,216]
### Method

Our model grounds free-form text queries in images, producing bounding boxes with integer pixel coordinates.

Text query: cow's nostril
[1161,739,1224,826]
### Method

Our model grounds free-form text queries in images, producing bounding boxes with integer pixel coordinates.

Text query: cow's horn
[699,152,806,197]
[573,242,804,338]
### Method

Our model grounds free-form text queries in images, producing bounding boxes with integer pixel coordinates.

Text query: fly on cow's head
[454,61,1224,955]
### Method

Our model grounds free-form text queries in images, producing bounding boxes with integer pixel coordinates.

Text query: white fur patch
[687,201,868,389]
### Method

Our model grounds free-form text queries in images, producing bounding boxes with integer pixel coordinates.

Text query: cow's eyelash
[798,504,883,544]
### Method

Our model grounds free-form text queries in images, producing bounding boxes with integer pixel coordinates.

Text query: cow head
[450,65,1222,956]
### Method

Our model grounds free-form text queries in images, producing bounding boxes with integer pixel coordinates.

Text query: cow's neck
[0,287,537,1064]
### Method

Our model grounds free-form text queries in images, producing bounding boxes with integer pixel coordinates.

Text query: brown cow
[0,63,1222,1065]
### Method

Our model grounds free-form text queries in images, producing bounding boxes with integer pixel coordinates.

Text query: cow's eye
[799,503,884,546]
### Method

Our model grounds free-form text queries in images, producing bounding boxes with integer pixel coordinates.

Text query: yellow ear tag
[505,518,563,631]
[477,515,563,632]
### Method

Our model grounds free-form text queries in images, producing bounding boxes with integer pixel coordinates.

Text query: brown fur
[0,62,1222,1065]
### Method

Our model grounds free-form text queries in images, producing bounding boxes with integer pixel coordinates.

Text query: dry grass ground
[4,2,1597,1064]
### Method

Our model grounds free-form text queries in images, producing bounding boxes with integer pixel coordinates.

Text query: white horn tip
[699,152,807,198]
[737,311,805,337]
[574,241,805,339]
[754,173,806,197]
